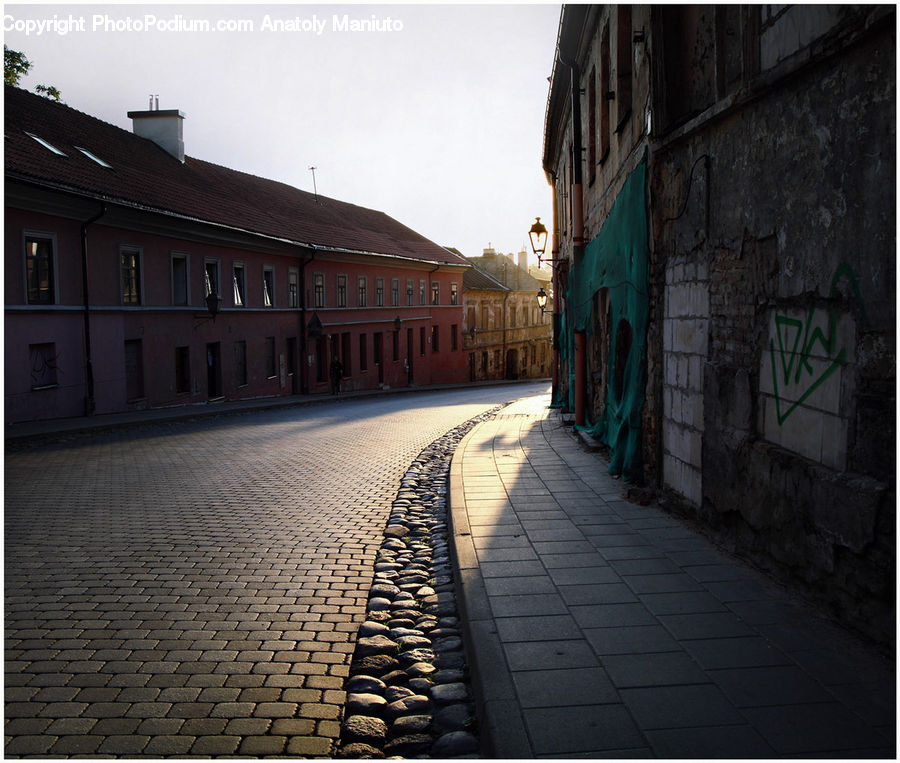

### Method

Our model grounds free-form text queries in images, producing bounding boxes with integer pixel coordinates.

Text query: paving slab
[450,393,896,759]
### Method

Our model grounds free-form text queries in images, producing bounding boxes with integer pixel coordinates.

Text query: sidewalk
[449,395,895,758]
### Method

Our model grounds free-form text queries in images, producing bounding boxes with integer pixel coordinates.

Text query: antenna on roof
[309,166,318,203]
[148,94,153,109]
[155,94,159,110]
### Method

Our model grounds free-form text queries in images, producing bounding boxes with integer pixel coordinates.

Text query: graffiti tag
[769,263,868,425]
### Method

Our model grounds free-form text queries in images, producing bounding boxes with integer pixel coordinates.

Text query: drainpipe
[299,246,316,395]
[550,173,561,394]
[80,204,105,416]
[561,55,587,426]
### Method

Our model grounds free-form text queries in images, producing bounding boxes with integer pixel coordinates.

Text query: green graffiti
[769,263,866,425]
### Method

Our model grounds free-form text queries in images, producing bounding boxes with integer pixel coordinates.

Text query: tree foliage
[4,45,61,101]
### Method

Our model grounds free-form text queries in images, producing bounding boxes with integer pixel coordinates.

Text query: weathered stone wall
[651,12,895,644]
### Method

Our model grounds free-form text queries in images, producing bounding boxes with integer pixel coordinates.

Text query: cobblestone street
[5,384,547,757]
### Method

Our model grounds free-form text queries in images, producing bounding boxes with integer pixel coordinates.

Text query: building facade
[5,85,469,425]
[461,248,553,382]
[543,5,895,644]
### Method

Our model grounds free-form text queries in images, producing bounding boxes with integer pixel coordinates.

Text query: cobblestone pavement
[5,383,549,758]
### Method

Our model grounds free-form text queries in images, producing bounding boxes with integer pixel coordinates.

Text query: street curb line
[448,417,533,759]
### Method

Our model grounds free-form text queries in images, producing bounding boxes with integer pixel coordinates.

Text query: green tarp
[565,158,649,482]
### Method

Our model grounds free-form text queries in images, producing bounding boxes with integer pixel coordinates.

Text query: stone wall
[650,9,895,644]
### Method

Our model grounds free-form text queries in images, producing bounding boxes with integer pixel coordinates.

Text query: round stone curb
[336,407,504,759]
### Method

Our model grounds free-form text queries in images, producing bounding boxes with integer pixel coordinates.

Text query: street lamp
[205,292,221,320]
[536,287,549,313]
[528,217,548,259]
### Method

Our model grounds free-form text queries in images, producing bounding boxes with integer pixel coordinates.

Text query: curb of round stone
[337,406,504,759]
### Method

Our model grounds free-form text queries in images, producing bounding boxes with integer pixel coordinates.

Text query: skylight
[76,147,112,168]
[25,132,66,156]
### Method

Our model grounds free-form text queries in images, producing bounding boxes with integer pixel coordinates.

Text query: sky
[5,2,561,263]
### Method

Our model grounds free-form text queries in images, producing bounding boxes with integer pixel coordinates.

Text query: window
[263,266,275,307]
[341,332,352,375]
[232,262,246,307]
[376,277,384,307]
[358,276,368,307]
[451,324,458,351]
[391,278,400,306]
[265,336,276,378]
[175,346,190,393]
[124,339,144,401]
[509,302,517,328]
[29,342,58,389]
[25,234,55,305]
[406,279,414,306]
[204,259,220,297]
[420,326,426,356]
[76,146,112,168]
[601,24,611,161]
[450,283,459,306]
[25,132,65,156]
[288,268,299,308]
[337,274,348,307]
[392,330,399,361]
[431,281,440,305]
[172,253,189,305]
[588,66,597,184]
[314,272,325,308]
[419,279,426,305]
[432,325,440,352]
[359,333,368,371]
[315,337,327,382]
[121,248,142,305]
[234,341,247,386]
[616,5,633,130]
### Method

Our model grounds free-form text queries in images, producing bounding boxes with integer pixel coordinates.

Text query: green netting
[566,158,649,482]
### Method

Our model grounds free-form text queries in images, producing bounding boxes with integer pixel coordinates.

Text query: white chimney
[128,106,186,163]
[518,249,528,272]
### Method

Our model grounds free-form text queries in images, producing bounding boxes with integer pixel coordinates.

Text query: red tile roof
[5,85,467,266]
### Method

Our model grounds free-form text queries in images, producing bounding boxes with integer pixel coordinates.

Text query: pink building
[5,86,469,425]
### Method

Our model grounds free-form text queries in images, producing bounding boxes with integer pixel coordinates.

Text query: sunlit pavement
[4,383,548,757]
[451,397,895,758]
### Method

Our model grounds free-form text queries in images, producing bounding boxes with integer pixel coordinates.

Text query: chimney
[518,249,528,272]
[128,102,186,163]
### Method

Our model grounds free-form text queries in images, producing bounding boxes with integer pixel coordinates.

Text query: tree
[4,45,61,101]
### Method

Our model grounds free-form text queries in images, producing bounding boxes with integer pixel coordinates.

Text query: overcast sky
[5,2,561,262]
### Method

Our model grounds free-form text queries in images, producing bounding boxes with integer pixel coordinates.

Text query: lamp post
[536,287,549,313]
[528,217,548,262]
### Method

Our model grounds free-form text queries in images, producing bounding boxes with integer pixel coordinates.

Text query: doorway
[206,342,222,399]
[406,327,414,385]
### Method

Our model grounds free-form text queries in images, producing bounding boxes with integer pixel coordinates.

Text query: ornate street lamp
[394,316,402,332]
[536,287,549,314]
[205,291,221,320]
[528,217,548,259]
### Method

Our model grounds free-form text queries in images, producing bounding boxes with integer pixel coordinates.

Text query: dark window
[431,325,439,352]
[358,276,368,307]
[450,282,459,306]
[431,281,440,305]
[376,277,384,307]
[419,280,426,305]
[288,269,299,308]
[234,340,247,386]
[588,66,597,183]
[315,336,327,382]
[359,333,368,371]
[176,346,191,393]
[124,339,144,400]
[406,279,414,306]
[341,332,351,375]
[314,273,325,308]
[172,254,189,305]
[419,326,426,356]
[337,275,348,307]
[392,330,399,361]
[25,236,55,305]
[265,336,276,378]
[391,278,400,306]
[29,342,58,389]
[616,5,633,130]
[451,324,458,351]
[601,25,611,160]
